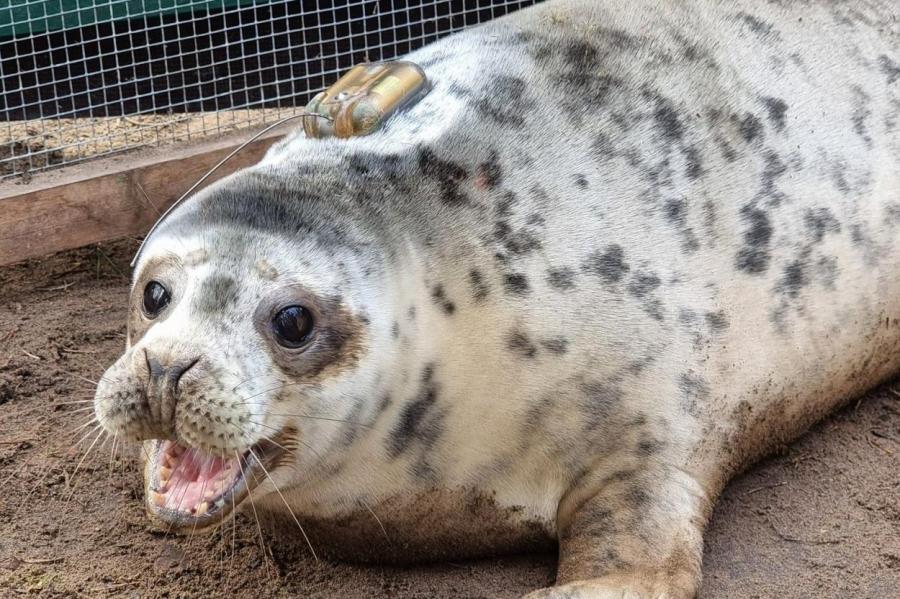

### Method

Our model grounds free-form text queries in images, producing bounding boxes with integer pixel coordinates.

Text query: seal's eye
[142,280,171,318]
[272,305,314,348]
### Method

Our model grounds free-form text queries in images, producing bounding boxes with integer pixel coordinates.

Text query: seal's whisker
[63,416,101,440]
[247,411,374,428]
[230,373,283,393]
[236,381,311,403]
[72,373,101,386]
[359,497,392,547]
[67,421,102,450]
[49,399,94,405]
[186,472,211,553]
[247,446,319,562]
[55,367,121,389]
[60,406,95,415]
[235,450,273,577]
[230,481,237,567]
[63,427,105,501]
[134,182,191,256]
[107,434,119,486]
[1,400,93,422]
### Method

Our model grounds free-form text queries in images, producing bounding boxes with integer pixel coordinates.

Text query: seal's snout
[141,348,201,437]
[94,341,208,443]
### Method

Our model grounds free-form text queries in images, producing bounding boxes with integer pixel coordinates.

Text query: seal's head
[94,164,392,532]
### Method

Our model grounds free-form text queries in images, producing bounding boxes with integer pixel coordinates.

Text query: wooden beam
[0,129,285,266]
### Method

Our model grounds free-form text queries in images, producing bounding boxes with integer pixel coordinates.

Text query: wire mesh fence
[1,0,538,180]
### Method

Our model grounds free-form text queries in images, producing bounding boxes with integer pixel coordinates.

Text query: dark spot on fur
[495,191,517,218]
[503,273,530,295]
[738,113,763,142]
[526,213,545,227]
[540,337,568,355]
[469,269,490,302]
[391,321,400,339]
[583,245,630,284]
[628,272,661,298]
[474,76,534,127]
[431,285,456,315]
[547,267,577,290]
[735,206,772,274]
[565,39,598,67]
[507,330,537,358]
[851,86,873,147]
[705,311,729,333]
[505,230,542,256]
[573,174,588,189]
[679,372,709,417]
[762,97,788,131]
[388,365,442,456]
[804,208,841,243]
[581,380,623,422]
[760,150,787,202]
[194,274,238,313]
[778,259,807,298]
[878,55,900,85]
[626,485,650,508]
[418,148,469,206]
[831,163,851,195]
[683,146,703,180]
[494,220,512,241]
[664,199,685,224]
[815,255,839,289]
[737,12,775,37]
[654,103,683,142]
[477,151,503,189]
[636,438,664,457]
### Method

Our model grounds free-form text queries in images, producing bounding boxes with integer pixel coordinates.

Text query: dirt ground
[0,239,898,598]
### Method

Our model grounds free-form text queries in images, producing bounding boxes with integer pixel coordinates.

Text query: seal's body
[94,1,900,596]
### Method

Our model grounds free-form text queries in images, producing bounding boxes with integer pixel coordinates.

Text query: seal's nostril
[143,347,152,377]
[143,351,199,392]
[173,358,200,393]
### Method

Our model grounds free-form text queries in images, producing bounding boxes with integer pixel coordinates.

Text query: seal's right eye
[142,280,171,318]
[271,305,314,348]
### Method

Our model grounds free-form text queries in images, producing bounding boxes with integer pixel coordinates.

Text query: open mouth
[145,437,285,531]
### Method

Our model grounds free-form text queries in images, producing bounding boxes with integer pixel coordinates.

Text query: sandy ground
[0,239,898,598]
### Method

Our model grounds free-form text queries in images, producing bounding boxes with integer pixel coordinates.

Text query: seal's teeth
[194,501,209,516]
[150,491,166,507]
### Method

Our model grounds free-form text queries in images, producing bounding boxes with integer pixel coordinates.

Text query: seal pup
[93,1,900,596]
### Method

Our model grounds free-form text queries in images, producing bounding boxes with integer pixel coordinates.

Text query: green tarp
[0,0,258,38]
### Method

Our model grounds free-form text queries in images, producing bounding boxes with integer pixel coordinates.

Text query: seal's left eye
[272,305,314,348]
[142,280,171,318]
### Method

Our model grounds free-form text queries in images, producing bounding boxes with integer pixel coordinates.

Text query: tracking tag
[303,61,429,139]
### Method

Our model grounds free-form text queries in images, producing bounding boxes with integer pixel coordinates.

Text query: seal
[93,1,900,596]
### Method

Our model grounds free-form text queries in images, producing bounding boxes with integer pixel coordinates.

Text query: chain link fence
[1,0,538,180]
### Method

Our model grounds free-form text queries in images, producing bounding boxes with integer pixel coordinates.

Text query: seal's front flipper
[526,465,710,599]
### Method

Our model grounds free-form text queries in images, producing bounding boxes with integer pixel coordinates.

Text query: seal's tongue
[151,440,242,516]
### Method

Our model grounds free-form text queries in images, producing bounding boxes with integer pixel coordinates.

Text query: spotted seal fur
[93,1,900,596]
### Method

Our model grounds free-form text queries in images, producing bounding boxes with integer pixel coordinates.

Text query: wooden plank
[0,129,284,266]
